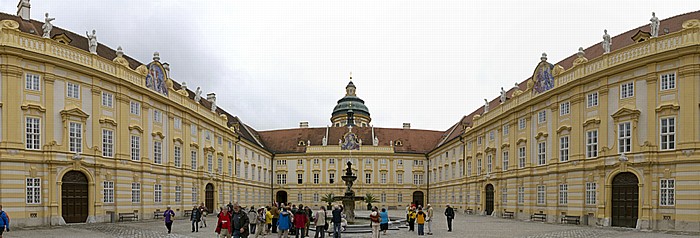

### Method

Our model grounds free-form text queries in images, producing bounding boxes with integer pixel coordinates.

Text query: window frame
[585,182,596,205]
[559,184,568,205]
[559,136,569,162]
[537,110,547,124]
[69,122,82,153]
[26,177,41,204]
[660,73,676,91]
[659,179,675,206]
[101,92,114,108]
[25,117,41,150]
[518,146,526,168]
[66,82,80,99]
[560,102,570,116]
[25,73,41,91]
[103,181,114,203]
[102,129,114,158]
[587,92,599,108]
[153,141,163,164]
[618,122,632,153]
[586,130,598,158]
[660,117,675,151]
[130,101,141,115]
[620,81,634,99]
[131,182,141,203]
[537,142,546,165]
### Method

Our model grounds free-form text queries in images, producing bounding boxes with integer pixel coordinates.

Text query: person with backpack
[293,206,308,238]
[277,207,293,238]
[379,208,389,235]
[163,205,175,234]
[254,207,267,238]
[231,203,250,238]
[313,206,327,238]
[0,205,9,238]
[444,204,454,232]
[416,207,426,236]
[407,207,416,232]
[191,205,202,232]
[369,207,381,238]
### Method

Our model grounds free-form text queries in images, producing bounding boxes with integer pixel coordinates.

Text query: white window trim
[66,82,80,99]
[659,179,675,206]
[26,117,41,150]
[559,136,569,162]
[660,73,676,91]
[560,102,570,116]
[660,117,675,151]
[538,110,546,124]
[586,130,598,158]
[620,82,634,99]
[69,122,82,153]
[101,92,114,108]
[587,92,599,108]
[618,122,632,153]
[26,178,41,204]
[25,73,41,91]
[103,181,114,203]
[102,129,114,158]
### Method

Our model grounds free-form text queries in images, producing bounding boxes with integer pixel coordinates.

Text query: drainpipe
[270,153,275,205]
[426,154,430,205]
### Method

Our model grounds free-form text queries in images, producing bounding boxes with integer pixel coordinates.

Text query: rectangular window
[329,158,335,164]
[365,173,372,184]
[503,125,509,136]
[26,178,41,204]
[381,193,386,203]
[477,158,482,175]
[154,184,162,203]
[131,182,141,203]
[102,92,113,108]
[413,174,423,185]
[25,73,40,91]
[313,158,319,164]
[26,117,41,150]
[297,173,303,184]
[217,156,223,174]
[537,142,546,165]
[191,187,198,202]
[467,162,472,176]
[621,82,634,99]
[486,154,492,174]
[217,136,222,145]
[380,159,387,165]
[129,135,140,161]
[489,131,495,141]
[298,159,303,165]
[660,117,675,150]
[381,172,387,184]
[501,187,507,204]
[537,185,545,205]
[587,92,599,108]
[67,82,80,99]
[660,179,675,206]
[477,136,482,145]
[560,102,570,115]
[314,193,319,202]
[313,173,319,184]
[69,122,82,153]
[236,161,241,176]
[297,193,303,202]
[559,184,568,205]
[502,151,509,171]
[585,182,596,205]
[207,154,213,173]
[397,173,403,184]
[618,122,631,153]
[174,146,182,167]
[153,141,162,164]
[174,185,182,202]
[277,173,287,185]
[586,130,598,158]
[102,129,114,157]
[174,117,182,130]
[191,150,197,170]
[229,160,233,176]
[397,159,402,165]
[518,146,526,168]
[130,101,140,115]
[414,160,424,166]
[103,181,114,203]
[519,118,526,130]
[517,186,524,204]
[559,136,569,162]
[191,124,197,136]
[538,110,546,124]
[660,73,676,91]
[329,173,335,184]
[153,110,162,123]
[244,165,249,179]
[397,193,403,203]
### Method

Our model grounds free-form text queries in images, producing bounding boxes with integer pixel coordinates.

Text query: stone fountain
[333,161,365,223]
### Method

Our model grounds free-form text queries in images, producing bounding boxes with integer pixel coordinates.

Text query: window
[258,167,262,181]
[277,173,287,185]
[397,173,403,184]
[154,184,162,203]
[660,117,675,150]
[236,161,241,176]
[380,172,387,184]
[153,141,162,164]
[228,160,233,176]
[191,187,198,202]
[585,182,596,205]
[103,181,114,203]
[380,159,387,165]
[518,118,526,130]
[190,150,197,170]
[102,129,114,157]
[486,154,492,174]
[381,193,387,203]
[536,185,545,205]
[586,130,598,158]
[217,156,223,174]
[131,182,141,203]
[518,146,526,168]
[621,82,635,98]
[660,179,675,206]
[587,92,598,108]
[217,136,222,145]
[174,117,182,130]
[467,162,472,176]
[174,146,182,167]
[517,186,524,204]
[244,164,249,178]
[67,82,80,99]
[297,173,303,184]
[130,101,141,115]
[537,142,546,165]
[25,73,40,91]
[329,158,335,165]
[128,135,140,161]
[191,124,197,136]
[102,92,113,108]
[618,122,631,153]
[538,110,546,124]
[69,122,82,153]
[477,136,483,145]
[559,136,569,162]
[503,125,509,136]
[175,186,182,202]
[365,173,372,184]
[560,102,570,115]
[459,161,464,176]
[414,160,424,166]
[559,184,568,205]
[329,173,335,184]
[297,193,303,202]
[365,159,372,165]
[501,187,507,204]
[397,159,403,165]
[313,158,319,164]
[660,73,676,91]
[314,193,319,202]
[26,178,41,204]
[502,151,509,171]
[397,193,403,203]
[413,174,423,185]
[297,159,303,165]
[277,160,287,165]
[153,110,162,123]
[313,173,319,184]
[205,130,211,140]
[489,131,495,141]
[25,117,40,150]
[477,158,482,175]
[207,154,213,173]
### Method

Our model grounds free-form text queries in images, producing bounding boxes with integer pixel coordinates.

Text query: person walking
[369,207,381,238]
[0,205,9,238]
[254,207,267,238]
[331,205,342,238]
[293,206,308,238]
[379,208,389,235]
[407,207,416,232]
[304,206,312,237]
[271,204,280,234]
[216,206,233,238]
[265,206,273,234]
[163,205,175,234]
[248,206,259,235]
[444,204,454,232]
[313,206,327,238]
[425,204,433,235]
[200,203,209,228]
[231,203,250,238]
[191,205,202,232]
[416,208,426,236]
[277,207,293,238]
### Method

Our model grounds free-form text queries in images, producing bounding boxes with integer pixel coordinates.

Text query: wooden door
[205,183,214,212]
[62,171,89,223]
[412,191,424,207]
[485,184,494,215]
[611,172,639,228]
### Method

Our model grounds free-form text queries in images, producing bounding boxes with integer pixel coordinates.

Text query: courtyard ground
[5,209,699,238]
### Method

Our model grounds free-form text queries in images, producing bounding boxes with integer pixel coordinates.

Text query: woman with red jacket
[216,206,233,238]
[293,208,308,238]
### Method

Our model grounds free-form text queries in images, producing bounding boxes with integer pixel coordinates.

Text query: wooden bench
[184,210,192,217]
[530,213,546,222]
[464,208,474,215]
[153,211,163,219]
[502,211,514,219]
[118,212,139,222]
[561,215,581,225]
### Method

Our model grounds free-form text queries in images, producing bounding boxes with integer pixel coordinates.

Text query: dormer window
[298,140,306,146]
[394,140,403,146]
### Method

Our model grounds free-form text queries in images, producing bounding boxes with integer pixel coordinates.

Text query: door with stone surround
[61,171,89,223]
[485,184,494,215]
[611,172,639,228]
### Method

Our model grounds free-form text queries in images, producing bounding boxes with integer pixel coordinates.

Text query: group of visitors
[405,203,453,235]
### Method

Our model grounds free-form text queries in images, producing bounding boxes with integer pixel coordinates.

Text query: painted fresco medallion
[341,132,360,150]
[145,62,168,96]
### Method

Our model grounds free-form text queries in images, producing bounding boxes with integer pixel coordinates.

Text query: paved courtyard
[5,209,699,238]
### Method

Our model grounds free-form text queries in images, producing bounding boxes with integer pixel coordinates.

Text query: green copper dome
[332,81,370,118]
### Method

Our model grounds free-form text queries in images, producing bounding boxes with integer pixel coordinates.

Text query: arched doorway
[412,191,424,207]
[611,172,639,228]
[485,184,494,215]
[276,191,288,205]
[205,183,214,212]
[62,171,89,223]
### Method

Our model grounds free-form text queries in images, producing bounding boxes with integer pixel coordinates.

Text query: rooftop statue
[483,99,489,113]
[194,87,202,102]
[602,30,612,54]
[42,13,54,38]
[650,12,660,37]
[500,87,506,103]
[86,30,97,54]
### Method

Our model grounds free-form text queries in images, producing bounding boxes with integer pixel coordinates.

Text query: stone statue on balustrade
[42,13,54,38]
[483,99,489,113]
[650,12,660,37]
[602,30,611,54]
[86,30,98,54]
[194,87,202,102]
[500,87,506,103]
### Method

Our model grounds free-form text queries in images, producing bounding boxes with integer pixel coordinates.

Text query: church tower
[331,74,371,127]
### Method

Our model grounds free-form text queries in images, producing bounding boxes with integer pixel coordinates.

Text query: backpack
[0,211,8,224]
[370,213,379,223]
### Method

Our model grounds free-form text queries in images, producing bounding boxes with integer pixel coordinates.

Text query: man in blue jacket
[277,207,293,237]
[0,204,9,238]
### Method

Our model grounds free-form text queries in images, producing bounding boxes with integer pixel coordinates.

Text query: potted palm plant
[321,193,335,210]
[364,193,378,210]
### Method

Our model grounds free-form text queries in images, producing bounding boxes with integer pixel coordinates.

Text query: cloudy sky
[3,0,696,131]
